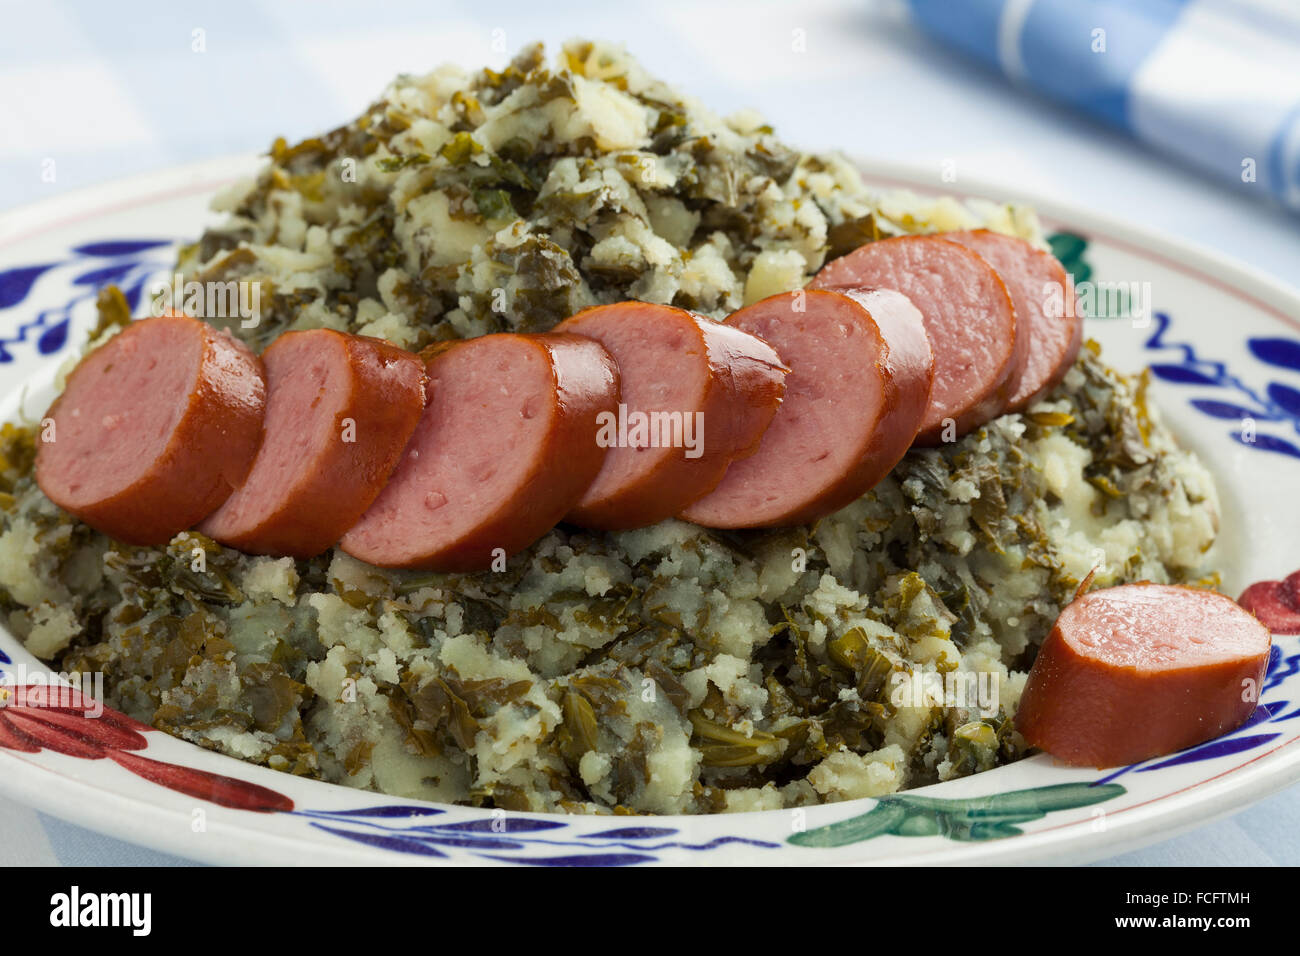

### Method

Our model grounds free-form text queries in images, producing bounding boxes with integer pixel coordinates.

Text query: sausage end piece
[1015,583,1271,768]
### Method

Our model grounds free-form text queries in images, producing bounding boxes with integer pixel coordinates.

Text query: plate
[1,156,1298,866]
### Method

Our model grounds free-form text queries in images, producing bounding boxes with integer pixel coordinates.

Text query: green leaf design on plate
[1046,230,1131,320]
[789,782,1126,847]
[1048,230,1092,286]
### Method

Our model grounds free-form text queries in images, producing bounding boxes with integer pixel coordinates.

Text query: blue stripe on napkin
[1019,0,1189,129]
[906,0,1005,66]
[906,0,1300,212]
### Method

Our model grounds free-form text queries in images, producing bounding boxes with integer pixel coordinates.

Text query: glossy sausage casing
[812,235,1018,444]
[680,288,933,529]
[199,329,427,558]
[942,229,1081,412]
[35,314,265,545]
[555,302,787,530]
[340,332,619,571]
[1015,583,1272,768]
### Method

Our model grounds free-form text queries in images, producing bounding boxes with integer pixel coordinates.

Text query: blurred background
[2,0,1298,278]
[1,0,1297,865]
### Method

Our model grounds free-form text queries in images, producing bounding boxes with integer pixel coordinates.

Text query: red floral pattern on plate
[1240,571,1300,635]
[0,684,292,812]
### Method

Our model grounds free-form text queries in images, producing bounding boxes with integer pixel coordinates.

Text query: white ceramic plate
[1,156,1298,866]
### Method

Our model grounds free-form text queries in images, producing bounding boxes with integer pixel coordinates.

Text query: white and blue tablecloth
[1,0,1299,866]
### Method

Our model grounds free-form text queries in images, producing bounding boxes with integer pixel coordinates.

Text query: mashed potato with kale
[0,41,1219,814]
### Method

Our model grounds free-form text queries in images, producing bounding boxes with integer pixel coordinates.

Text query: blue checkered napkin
[906,0,1300,212]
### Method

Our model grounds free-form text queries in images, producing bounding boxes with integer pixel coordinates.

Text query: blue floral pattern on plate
[1,236,1298,863]
[294,807,779,866]
[1145,310,1300,459]
[0,239,175,362]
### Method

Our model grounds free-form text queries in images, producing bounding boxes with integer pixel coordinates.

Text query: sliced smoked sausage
[199,330,427,558]
[680,288,933,529]
[1015,583,1272,768]
[340,332,619,571]
[943,229,1081,412]
[811,235,1018,444]
[554,302,787,530]
[35,314,265,545]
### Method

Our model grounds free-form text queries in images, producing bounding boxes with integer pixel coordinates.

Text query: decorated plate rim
[0,154,1297,866]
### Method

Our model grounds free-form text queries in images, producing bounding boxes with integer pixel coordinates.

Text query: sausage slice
[340,332,619,571]
[554,302,787,530]
[680,288,933,529]
[811,235,1018,444]
[198,330,427,558]
[943,230,1081,412]
[1015,583,1272,768]
[35,314,265,545]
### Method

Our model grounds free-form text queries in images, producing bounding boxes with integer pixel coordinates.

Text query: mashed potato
[0,42,1219,815]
